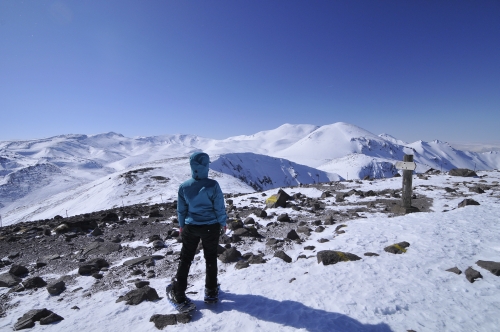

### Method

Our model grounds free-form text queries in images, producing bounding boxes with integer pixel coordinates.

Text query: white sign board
[395,161,417,171]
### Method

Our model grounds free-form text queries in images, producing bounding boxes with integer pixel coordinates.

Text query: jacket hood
[190,152,210,180]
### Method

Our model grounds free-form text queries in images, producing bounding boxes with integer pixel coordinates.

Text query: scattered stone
[116,285,160,305]
[150,313,192,329]
[323,216,335,225]
[101,212,119,222]
[446,267,462,275]
[92,273,103,279]
[91,227,103,236]
[449,169,478,177]
[317,250,362,266]
[286,229,300,240]
[274,250,292,263]
[47,281,66,295]
[135,280,150,288]
[277,213,291,222]
[317,238,329,243]
[289,278,296,283]
[304,246,315,250]
[123,256,155,267]
[13,308,53,330]
[82,241,121,256]
[9,264,29,277]
[235,260,250,270]
[384,242,410,254]
[256,209,267,218]
[296,226,311,234]
[71,306,80,310]
[458,199,480,208]
[244,217,255,225]
[314,226,325,233]
[23,276,47,289]
[0,273,22,287]
[39,312,64,325]
[248,254,266,264]
[364,252,379,257]
[469,187,485,194]
[8,252,20,259]
[465,267,482,283]
[476,260,500,276]
[218,247,241,263]
[152,240,165,249]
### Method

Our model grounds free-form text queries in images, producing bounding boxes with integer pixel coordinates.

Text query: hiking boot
[204,284,220,303]
[166,279,186,304]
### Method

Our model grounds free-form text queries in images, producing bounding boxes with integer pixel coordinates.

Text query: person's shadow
[191,292,393,332]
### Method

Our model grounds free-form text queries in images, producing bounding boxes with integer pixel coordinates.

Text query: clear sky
[1,0,499,144]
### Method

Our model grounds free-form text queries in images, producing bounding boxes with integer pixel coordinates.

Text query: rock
[149,210,162,218]
[116,285,160,305]
[364,252,379,257]
[176,312,192,324]
[233,228,250,237]
[476,260,500,276]
[101,212,119,222]
[465,267,482,283]
[323,216,335,225]
[317,238,329,243]
[296,226,311,234]
[274,250,292,263]
[244,217,255,225]
[304,246,315,250]
[248,254,266,264]
[135,280,150,288]
[266,238,282,246]
[23,276,47,289]
[314,226,325,233]
[82,241,121,256]
[78,264,99,276]
[47,281,66,295]
[458,199,480,208]
[54,224,69,233]
[227,219,244,230]
[469,187,485,194]
[384,242,410,254]
[277,213,290,222]
[39,312,64,325]
[123,256,160,267]
[150,314,177,329]
[148,235,162,243]
[14,309,52,330]
[8,252,20,259]
[235,260,250,270]
[218,247,241,263]
[9,264,29,277]
[321,191,332,198]
[446,267,462,275]
[444,187,456,193]
[256,209,267,218]
[91,227,103,236]
[449,168,478,177]
[265,189,291,208]
[152,240,165,249]
[286,229,300,240]
[92,273,103,279]
[0,273,22,287]
[317,250,362,266]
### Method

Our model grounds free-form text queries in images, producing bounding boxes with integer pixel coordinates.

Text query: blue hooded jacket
[177,152,227,228]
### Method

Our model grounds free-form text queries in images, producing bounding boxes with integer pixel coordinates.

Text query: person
[167,151,227,310]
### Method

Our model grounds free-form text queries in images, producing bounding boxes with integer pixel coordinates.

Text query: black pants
[175,223,220,295]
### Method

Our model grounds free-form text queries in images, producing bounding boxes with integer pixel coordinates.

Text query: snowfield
[1,170,499,332]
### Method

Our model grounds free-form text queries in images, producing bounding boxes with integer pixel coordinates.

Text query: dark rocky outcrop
[317,250,361,266]
[465,267,483,283]
[458,199,480,208]
[449,169,478,177]
[476,260,500,276]
[116,285,160,305]
[14,308,62,330]
[384,242,410,254]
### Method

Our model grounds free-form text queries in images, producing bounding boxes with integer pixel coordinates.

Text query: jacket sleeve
[177,186,188,228]
[212,182,227,226]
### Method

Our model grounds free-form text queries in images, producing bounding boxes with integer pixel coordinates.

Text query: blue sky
[1,1,499,143]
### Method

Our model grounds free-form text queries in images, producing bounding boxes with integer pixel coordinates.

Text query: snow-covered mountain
[1,122,499,225]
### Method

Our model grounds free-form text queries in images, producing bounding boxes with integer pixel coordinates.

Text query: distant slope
[211,153,341,191]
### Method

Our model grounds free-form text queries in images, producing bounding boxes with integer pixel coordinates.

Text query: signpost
[393,155,420,214]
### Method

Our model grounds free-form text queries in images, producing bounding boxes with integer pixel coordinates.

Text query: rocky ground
[1,170,498,330]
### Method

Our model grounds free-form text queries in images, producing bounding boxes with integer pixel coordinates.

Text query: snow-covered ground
[2,171,499,331]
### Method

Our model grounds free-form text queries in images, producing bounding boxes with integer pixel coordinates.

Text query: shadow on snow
[192,292,393,332]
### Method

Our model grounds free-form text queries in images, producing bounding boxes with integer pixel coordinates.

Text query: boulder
[384,242,410,254]
[469,187,485,194]
[39,313,64,325]
[465,267,483,283]
[47,281,66,295]
[13,308,53,330]
[274,250,292,263]
[9,264,29,277]
[235,260,250,270]
[449,169,478,177]
[150,313,192,329]
[277,214,291,222]
[476,260,500,276]
[227,219,244,230]
[317,250,361,266]
[458,199,480,208]
[116,285,160,305]
[265,189,291,208]
[23,276,47,289]
[218,247,241,263]
[244,217,255,225]
[286,229,300,240]
[445,267,462,275]
[0,273,22,288]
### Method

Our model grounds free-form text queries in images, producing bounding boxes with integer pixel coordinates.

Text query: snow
[1,171,500,331]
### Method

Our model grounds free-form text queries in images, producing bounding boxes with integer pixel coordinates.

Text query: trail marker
[392,155,420,214]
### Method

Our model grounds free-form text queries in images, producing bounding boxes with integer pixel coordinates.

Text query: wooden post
[402,154,413,208]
